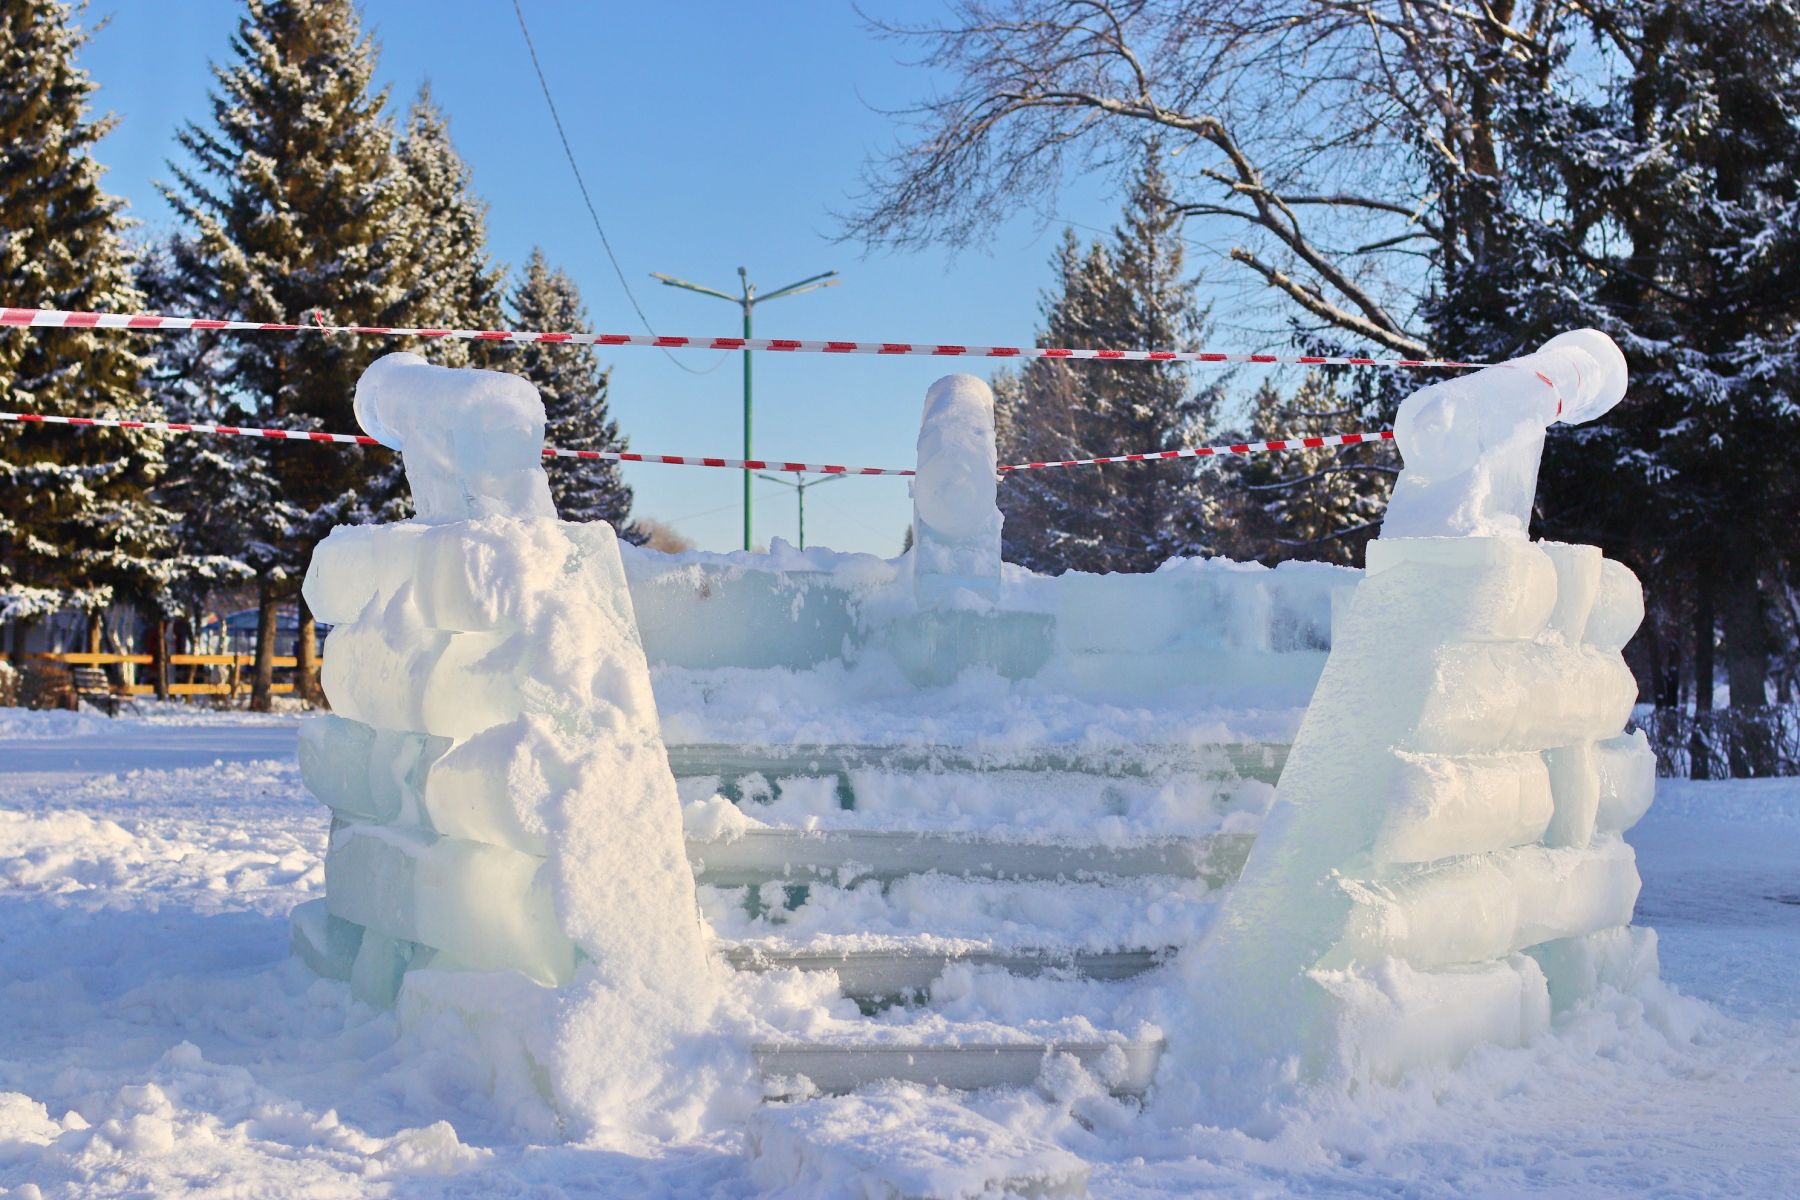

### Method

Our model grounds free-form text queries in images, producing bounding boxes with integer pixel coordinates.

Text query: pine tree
[396,86,507,368]
[508,249,639,536]
[162,0,416,707]
[0,0,174,650]
[1216,372,1399,566]
[995,148,1216,573]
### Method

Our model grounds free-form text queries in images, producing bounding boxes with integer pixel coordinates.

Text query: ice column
[911,373,1002,606]
[290,353,724,1139]
[1164,331,1660,1123]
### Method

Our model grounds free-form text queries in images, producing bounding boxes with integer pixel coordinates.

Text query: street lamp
[652,266,840,550]
[756,471,846,550]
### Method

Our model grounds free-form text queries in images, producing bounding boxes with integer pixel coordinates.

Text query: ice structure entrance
[292,336,1661,1158]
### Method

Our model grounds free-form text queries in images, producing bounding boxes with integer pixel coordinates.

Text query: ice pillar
[1162,331,1659,1124]
[292,353,727,1139]
[911,374,1002,606]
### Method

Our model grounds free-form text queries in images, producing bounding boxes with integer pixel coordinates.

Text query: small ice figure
[1383,330,1627,539]
[911,373,1003,605]
[354,352,556,524]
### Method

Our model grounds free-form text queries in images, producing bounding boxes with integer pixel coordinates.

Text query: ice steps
[686,827,1253,888]
[755,1037,1164,1099]
[667,740,1289,787]
[720,944,1170,999]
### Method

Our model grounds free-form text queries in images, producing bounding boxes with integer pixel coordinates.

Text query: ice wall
[1164,332,1659,1123]
[290,354,731,1139]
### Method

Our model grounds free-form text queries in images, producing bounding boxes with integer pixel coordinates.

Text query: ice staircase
[674,741,1283,1099]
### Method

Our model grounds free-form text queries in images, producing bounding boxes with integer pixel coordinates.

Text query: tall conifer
[162,0,413,707]
[0,0,173,649]
[509,249,638,535]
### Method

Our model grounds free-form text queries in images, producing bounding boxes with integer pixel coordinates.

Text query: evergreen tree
[508,249,639,536]
[0,0,174,649]
[1216,372,1399,566]
[162,0,416,707]
[995,148,1216,573]
[396,85,507,367]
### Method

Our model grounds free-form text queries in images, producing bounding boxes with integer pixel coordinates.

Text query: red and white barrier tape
[1,409,1397,476]
[0,305,1486,371]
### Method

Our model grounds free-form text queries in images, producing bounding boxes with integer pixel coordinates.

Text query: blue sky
[75,0,1191,553]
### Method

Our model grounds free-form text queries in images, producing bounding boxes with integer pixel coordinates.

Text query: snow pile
[293,354,740,1141]
[1164,332,1661,1122]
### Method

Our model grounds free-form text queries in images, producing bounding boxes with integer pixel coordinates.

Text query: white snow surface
[2,707,1798,1195]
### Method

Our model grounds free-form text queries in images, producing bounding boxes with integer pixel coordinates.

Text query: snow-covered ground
[1,707,1796,1196]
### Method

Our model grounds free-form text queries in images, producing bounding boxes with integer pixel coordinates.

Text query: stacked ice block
[289,354,719,1135]
[1165,332,1660,1118]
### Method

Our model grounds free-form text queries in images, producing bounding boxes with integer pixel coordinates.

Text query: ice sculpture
[1162,331,1659,1122]
[290,353,723,1138]
[910,373,1002,606]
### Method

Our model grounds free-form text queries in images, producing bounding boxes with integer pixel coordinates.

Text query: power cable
[509,0,725,376]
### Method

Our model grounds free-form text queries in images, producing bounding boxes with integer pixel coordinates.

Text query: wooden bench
[70,666,136,717]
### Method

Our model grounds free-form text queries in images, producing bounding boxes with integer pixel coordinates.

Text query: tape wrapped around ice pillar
[325,822,576,985]
[1370,751,1553,864]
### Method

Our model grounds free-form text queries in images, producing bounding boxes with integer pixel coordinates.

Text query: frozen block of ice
[303,522,428,626]
[1337,838,1641,968]
[1363,537,1556,641]
[1538,541,1601,643]
[298,715,389,823]
[355,353,556,524]
[322,608,522,739]
[351,928,415,1008]
[1526,924,1659,1011]
[1542,741,1601,849]
[1372,751,1553,864]
[1594,730,1657,834]
[289,897,365,981]
[1314,954,1550,1081]
[421,721,550,856]
[1585,557,1645,652]
[746,1090,1091,1200]
[880,608,1055,687]
[325,823,575,986]
[1409,642,1638,754]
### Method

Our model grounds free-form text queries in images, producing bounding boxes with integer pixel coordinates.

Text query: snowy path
[1,710,1796,1196]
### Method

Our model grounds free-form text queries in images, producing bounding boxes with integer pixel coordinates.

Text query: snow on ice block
[1314,954,1551,1081]
[1538,541,1602,643]
[298,715,447,826]
[324,822,575,985]
[420,721,550,856]
[289,897,364,981]
[321,612,523,739]
[1363,537,1556,642]
[1336,837,1641,968]
[1370,750,1553,864]
[1526,924,1659,1011]
[355,352,556,524]
[1594,730,1657,835]
[747,1090,1090,1200]
[1585,557,1646,652]
[1409,641,1638,754]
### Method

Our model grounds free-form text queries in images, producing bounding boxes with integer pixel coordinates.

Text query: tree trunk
[1689,572,1717,780]
[296,597,325,708]
[153,617,172,702]
[85,612,103,655]
[250,579,279,713]
[1721,568,1769,709]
